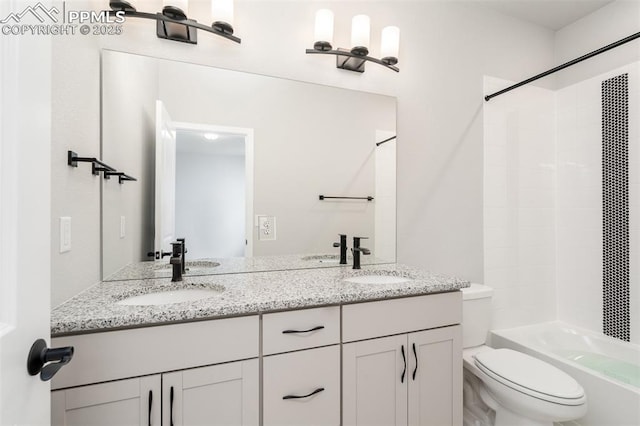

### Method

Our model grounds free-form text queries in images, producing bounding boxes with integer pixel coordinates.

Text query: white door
[343,334,408,426]
[51,376,162,426]
[408,326,462,426]
[163,359,259,426]
[154,100,177,257]
[0,2,53,424]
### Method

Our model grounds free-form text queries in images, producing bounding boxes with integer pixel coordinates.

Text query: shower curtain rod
[484,30,640,102]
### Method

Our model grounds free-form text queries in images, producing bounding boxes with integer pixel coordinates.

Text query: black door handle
[148,390,152,426]
[283,387,325,400]
[412,342,418,381]
[401,345,406,383]
[282,325,325,334]
[27,338,74,381]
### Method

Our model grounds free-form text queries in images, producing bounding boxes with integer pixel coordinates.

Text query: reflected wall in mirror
[101,50,396,280]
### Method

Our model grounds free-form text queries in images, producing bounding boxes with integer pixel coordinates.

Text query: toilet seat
[474,348,586,406]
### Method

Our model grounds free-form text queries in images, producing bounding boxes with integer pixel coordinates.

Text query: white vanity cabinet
[262,306,341,426]
[51,316,259,426]
[51,375,161,426]
[162,359,259,426]
[342,293,463,426]
[51,290,465,426]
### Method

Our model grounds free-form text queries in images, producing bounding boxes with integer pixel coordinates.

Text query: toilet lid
[474,348,585,404]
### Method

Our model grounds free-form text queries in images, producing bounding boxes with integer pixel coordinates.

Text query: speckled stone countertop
[52,263,469,336]
[103,254,393,281]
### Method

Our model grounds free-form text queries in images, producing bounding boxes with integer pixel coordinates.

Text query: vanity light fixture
[204,133,219,140]
[108,0,241,45]
[306,9,399,73]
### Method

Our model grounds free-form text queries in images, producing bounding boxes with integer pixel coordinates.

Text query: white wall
[483,77,557,329]
[554,0,640,90]
[176,148,246,258]
[51,0,556,305]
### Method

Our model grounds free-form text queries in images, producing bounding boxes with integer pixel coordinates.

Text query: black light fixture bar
[108,1,241,44]
[306,48,399,73]
[319,195,374,201]
[485,30,640,102]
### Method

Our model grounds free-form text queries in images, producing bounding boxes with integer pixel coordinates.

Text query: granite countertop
[52,263,469,336]
[103,254,393,281]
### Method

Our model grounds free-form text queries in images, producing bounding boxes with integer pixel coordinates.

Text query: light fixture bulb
[204,133,219,141]
[381,26,400,65]
[314,9,333,51]
[212,0,234,33]
[351,15,370,56]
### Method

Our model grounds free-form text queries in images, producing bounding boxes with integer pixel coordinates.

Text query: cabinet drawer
[51,315,259,389]
[262,306,340,355]
[263,345,340,426]
[342,292,462,343]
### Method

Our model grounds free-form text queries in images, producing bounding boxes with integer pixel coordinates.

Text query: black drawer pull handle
[283,387,325,400]
[282,325,325,334]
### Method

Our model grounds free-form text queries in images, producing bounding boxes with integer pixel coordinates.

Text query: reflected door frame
[173,121,254,257]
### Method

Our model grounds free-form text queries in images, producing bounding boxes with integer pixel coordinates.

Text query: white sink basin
[343,275,411,285]
[116,288,223,306]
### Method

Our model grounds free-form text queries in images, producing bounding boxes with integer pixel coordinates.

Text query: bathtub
[490,321,640,426]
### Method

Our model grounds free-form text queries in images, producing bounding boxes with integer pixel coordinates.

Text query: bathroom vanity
[50,264,467,425]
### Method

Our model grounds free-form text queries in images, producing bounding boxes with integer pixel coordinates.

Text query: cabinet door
[263,345,340,426]
[343,334,408,426]
[163,359,259,426]
[51,375,161,426]
[408,325,462,426]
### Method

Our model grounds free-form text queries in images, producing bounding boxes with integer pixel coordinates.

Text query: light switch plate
[257,215,276,241]
[60,217,71,253]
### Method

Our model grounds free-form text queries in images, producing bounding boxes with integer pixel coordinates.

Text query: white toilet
[462,284,587,426]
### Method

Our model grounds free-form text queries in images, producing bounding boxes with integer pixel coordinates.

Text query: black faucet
[170,241,183,282]
[177,237,187,274]
[332,234,348,264]
[352,237,371,269]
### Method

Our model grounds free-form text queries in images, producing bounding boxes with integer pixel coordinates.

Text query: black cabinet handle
[170,386,174,426]
[283,387,325,400]
[282,325,325,334]
[412,342,418,381]
[148,390,152,426]
[401,345,406,383]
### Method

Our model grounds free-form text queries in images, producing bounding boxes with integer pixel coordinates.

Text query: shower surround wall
[484,62,640,344]
[483,77,557,330]
[556,63,639,344]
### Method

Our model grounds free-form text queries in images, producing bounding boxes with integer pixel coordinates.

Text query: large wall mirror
[101,50,397,280]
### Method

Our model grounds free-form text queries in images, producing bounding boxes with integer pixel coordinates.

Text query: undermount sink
[116,288,224,306]
[153,260,221,271]
[343,274,412,285]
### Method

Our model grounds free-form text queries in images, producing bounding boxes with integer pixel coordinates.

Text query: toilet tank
[461,284,493,348]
